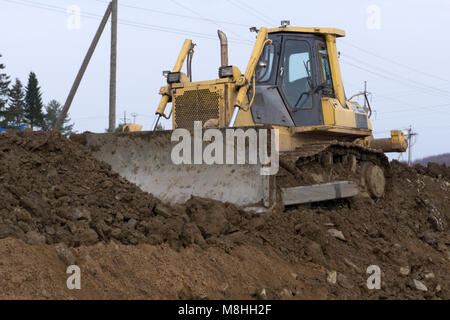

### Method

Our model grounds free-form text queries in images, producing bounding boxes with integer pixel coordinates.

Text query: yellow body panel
[321,98,337,125]
[268,27,345,37]
[156,39,193,116]
[122,124,143,132]
[158,26,406,154]
[235,27,269,111]
[325,34,346,106]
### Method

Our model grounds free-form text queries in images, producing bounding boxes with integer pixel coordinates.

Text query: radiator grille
[174,89,220,129]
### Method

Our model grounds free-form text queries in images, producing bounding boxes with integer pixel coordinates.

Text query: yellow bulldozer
[78,21,408,211]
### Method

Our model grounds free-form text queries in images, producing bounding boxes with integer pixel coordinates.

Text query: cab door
[279,35,323,127]
[316,40,335,99]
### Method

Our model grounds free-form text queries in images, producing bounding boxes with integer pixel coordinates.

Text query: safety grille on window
[174,89,220,130]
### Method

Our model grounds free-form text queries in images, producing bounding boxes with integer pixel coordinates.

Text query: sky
[1,0,449,161]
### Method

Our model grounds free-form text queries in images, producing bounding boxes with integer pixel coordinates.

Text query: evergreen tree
[4,78,25,126]
[24,72,44,129]
[43,99,74,134]
[0,54,11,125]
[114,123,125,132]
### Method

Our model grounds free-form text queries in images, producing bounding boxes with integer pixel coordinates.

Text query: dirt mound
[412,162,450,180]
[0,131,264,249]
[0,131,449,299]
[0,238,327,300]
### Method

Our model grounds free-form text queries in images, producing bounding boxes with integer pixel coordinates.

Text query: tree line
[0,54,74,134]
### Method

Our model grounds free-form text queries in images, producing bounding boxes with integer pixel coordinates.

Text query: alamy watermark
[67,5,81,30]
[170,121,280,175]
[66,265,81,290]
[366,265,381,290]
[366,5,381,30]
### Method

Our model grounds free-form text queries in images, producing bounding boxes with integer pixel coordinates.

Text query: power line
[225,0,276,26]
[345,78,450,116]
[345,79,450,120]
[230,0,278,25]
[341,58,450,99]
[2,0,252,45]
[227,0,272,25]
[93,0,251,28]
[372,83,450,101]
[341,40,450,83]
[341,61,450,118]
[373,107,450,121]
[226,4,450,89]
[376,102,450,115]
[7,0,450,126]
[169,0,248,41]
[342,53,450,98]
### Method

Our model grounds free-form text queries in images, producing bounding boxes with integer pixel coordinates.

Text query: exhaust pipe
[217,30,228,67]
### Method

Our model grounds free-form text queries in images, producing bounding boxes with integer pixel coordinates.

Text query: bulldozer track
[280,141,390,171]
[277,141,392,200]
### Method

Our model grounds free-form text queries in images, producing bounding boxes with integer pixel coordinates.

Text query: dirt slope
[0,131,449,299]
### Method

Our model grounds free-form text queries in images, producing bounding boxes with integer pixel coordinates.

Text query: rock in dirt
[280,288,293,299]
[186,198,229,238]
[55,243,77,265]
[306,241,325,264]
[256,288,267,300]
[327,271,337,285]
[399,266,410,276]
[127,219,137,230]
[25,231,46,245]
[72,207,92,221]
[154,204,173,218]
[327,229,346,241]
[344,258,362,273]
[337,273,354,289]
[424,272,435,279]
[413,279,428,292]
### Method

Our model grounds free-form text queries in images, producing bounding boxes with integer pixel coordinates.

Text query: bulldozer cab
[152,24,408,150]
[253,28,341,128]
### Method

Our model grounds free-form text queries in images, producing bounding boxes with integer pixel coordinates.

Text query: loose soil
[0,131,448,299]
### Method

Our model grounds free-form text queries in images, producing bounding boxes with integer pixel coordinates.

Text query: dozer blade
[281,181,358,206]
[73,130,276,208]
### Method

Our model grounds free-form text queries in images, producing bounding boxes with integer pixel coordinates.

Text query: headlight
[219,66,233,78]
[167,72,181,84]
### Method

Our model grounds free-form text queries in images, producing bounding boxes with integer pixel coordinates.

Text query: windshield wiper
[294,83,328,108]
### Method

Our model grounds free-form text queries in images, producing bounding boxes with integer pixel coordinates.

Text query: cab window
[256,43,275,82]
[281,39,312,109]
[318,44,334,96]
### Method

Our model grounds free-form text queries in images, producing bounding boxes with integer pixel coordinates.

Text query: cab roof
[267,27,345,37]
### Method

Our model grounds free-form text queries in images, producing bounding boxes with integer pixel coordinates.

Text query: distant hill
[414,153,450,166]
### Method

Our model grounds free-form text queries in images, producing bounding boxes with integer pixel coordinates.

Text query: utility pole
[363,81,367,108]
[406,126,418,166]
[109,0,118,133]
[360,81,372,108]
[131,112,137,124]
[120,111,129,125]
[56,1,119,132]
[56,2,113,130]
